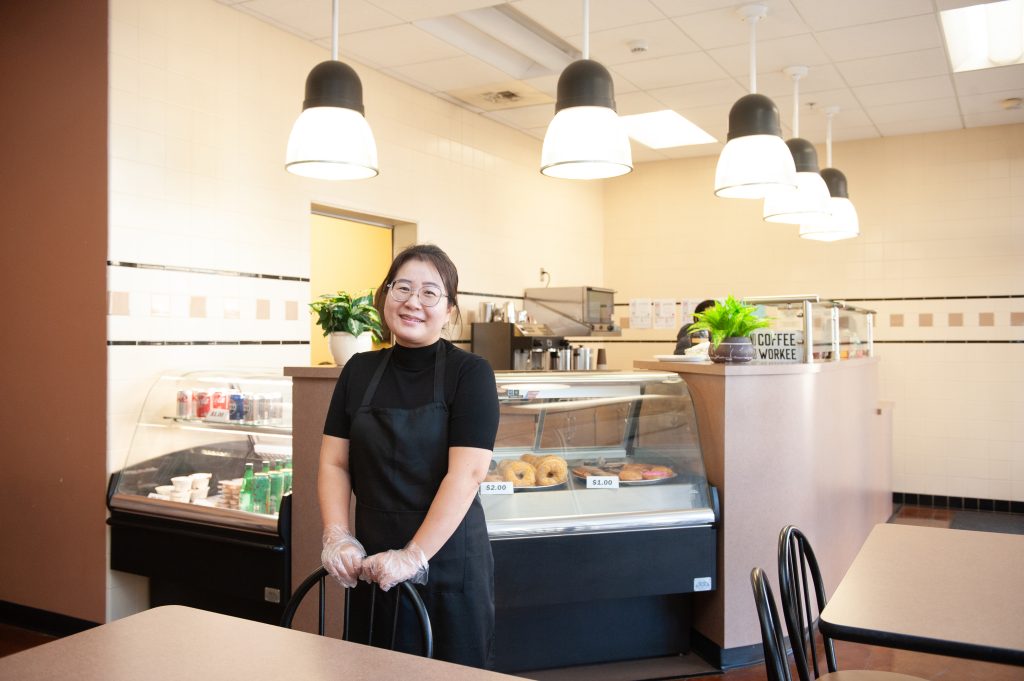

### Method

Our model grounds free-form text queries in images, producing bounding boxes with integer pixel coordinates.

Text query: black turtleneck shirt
[323,339,499,450]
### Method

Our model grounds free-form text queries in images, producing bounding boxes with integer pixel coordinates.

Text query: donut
[572,466,606,478]
[641,465,674,479]
[520,453,542,466]
[535,456,568,485]
[501,460,536,487]
[619,468,644,481]
[483,473,504,483]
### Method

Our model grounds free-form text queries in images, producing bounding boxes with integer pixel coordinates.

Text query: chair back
[777,525,837,680]
[750,567,794,681]
[280,567,433,658]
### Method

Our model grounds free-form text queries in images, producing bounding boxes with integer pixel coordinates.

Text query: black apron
[347,343,494,668]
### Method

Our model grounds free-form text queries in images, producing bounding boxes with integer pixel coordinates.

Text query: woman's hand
[321,524,366,588]
[360,541,429,592]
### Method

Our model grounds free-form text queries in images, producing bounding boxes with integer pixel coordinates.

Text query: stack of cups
[169,476,192,503]
[189,473,211,502]
[217,478,243,509]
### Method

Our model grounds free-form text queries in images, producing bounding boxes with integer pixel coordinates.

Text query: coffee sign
[750,329,803,363]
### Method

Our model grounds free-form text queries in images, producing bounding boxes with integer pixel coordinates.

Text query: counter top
[633,357,878,376]
[285,365,342,378]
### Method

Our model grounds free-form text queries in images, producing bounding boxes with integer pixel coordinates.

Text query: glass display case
[483,370,714,538]
[745,295,874,362]
[107,369,294,624]
[108,370,293,533]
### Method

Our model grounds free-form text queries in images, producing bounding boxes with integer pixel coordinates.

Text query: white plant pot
[328,331,372,366]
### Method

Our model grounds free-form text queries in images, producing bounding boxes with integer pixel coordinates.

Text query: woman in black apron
[318,244,499,668]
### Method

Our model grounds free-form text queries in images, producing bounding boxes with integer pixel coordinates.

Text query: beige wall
[0,1,109,622]
[604,124,1024,502]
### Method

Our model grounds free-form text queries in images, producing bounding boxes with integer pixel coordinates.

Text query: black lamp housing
[726,93,783,140]
[554,59,617,113]
[821,167,850,198]
[786,138,822,173]
[302,60,365,114]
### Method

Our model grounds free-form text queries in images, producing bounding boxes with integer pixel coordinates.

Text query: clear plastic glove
[321,524,366,588]
[360,541,429,592]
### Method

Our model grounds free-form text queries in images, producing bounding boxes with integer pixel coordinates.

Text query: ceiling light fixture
[941,0,1024,72]
[800,107,859,241]
[285,0,378,180]
[620,110,717,149]
[714,4,797,199]
[540,0,632,180]
[763,66,831,224]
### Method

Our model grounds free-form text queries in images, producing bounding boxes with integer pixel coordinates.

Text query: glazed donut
[520,452,541,466]
[535,456,568,485]
[483,473,504,483]
[501,460,536,487]
[618,467,644,481]
[641,465,674,480]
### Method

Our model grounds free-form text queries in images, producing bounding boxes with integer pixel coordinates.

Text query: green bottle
[240,462,254,512]
[252,472,270,514]
[282,459,293,495]
[268,470,283,515]
[261,460,270,474]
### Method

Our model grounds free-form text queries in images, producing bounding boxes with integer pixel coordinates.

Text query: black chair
[750,567,795,681]
[280,566,433,658]
[776,525,925,681]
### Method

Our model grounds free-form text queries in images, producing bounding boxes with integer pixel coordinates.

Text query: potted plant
[309,290,383,366]
[687,295,771,364]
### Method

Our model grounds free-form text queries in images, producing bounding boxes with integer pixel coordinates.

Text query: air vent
[447,80,552,111]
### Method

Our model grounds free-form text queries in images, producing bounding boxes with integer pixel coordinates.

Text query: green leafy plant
[687,295,771,349]
[309,290,383,341]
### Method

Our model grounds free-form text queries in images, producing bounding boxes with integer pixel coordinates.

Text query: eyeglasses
[387,281,447,307]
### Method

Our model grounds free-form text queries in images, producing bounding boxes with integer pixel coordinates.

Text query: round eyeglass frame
[386,282,448,308]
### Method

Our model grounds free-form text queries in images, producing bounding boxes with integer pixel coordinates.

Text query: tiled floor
[3,505,1022,681]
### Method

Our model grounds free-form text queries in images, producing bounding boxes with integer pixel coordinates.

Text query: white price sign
[479,481,513,495]
[586,476,620,489]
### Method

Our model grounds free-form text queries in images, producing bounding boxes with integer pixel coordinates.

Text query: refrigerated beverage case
[252,472,270,514]
[240,463,254,512]
[229,392,244,421]
[176,390,192,418]
[282,460,292,494]
[261,460,271,474]
[193,391,211,418]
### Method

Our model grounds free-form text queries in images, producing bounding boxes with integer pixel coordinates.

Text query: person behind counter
[317,243,499,668]
[674,299,716,355]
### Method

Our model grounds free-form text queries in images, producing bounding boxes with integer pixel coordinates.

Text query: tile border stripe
[107,260,310,282]
[108,340,309,346]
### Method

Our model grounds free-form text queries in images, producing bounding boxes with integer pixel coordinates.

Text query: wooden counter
[633,358,892,667]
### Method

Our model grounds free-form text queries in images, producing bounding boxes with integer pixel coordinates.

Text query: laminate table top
[0,605,517,681]
[819,523,1024,666]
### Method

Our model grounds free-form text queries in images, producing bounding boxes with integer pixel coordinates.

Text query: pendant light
[762,66,830,224]
[714,4,796,198]
[540,0,632,180]
[800,107,859,241]
[285,0,378,180]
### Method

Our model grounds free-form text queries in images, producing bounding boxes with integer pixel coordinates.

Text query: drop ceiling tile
[236,0,403,39]
[390,54,513,92]
[865,97,961,124]
[481,102,554,129]
[708,34,831,79]
[958,90,1024,115]
[578,19,701,66]
[659,143,722,159]
[615,90,670,115]
[340,23,464,68]
[828,125,882,143]
[650,0,744,19]
[649,78,747,111]
[521,73,559,97]
[815,15,942,63]
[796,105,875,141]
[953,65,1024,96]
[510,0,665,37]
[756,64,847,99]
[629,142,670,163]
[835,48,950,87]
[366,0,503,23]
[853,75,955,108]
[963,110,1024,128]
[523,125,547,141]
[876,115,963,136]
[788,0,933,31]
[667,102,729,141]
[612,52,729,90]
[671,1,809,51]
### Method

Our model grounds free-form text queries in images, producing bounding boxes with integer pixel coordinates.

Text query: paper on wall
[653,299,677,329]
[629,298,652,329]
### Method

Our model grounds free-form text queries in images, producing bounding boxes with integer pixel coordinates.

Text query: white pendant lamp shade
[763,138,830,223]
[540,1,632,180]
[286,105,378,180]
[285,2,378,181]
[799,168,860,241]
[541,102,632,179]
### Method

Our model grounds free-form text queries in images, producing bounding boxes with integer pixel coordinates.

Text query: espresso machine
[471,321,566,371]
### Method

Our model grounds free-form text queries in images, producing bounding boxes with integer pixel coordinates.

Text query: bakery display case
[484,370,718,672]
[107,370,293,624]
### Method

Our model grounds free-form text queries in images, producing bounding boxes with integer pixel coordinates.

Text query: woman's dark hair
[693,299,716,318]
[374,243,461,343]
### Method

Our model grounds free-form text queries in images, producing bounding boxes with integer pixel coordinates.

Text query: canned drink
[243,393,256,422]
[176,390,192,418]
[255,394,269,423]
[193,391,211,418]
[229,392,244,421]
[252,473,270,514]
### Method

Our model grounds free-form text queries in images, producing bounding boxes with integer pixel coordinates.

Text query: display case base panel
[109,514,289,625]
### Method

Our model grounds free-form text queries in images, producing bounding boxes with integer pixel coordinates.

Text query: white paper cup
[190,487,209,501]
[154,485,175,496]
[171,476,192,491]
[190,473,212,489]
[169,492,190,502]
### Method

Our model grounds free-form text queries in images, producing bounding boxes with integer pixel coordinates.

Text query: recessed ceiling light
[940,0,1024,72]
[619,110,717,149]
